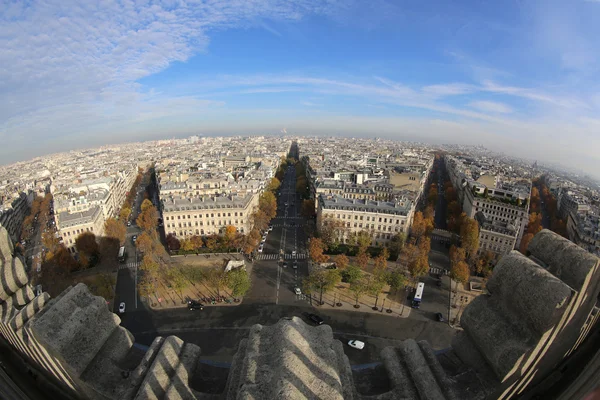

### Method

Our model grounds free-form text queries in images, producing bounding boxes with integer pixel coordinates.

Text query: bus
[412,282,425,308]
[118,246,127,263]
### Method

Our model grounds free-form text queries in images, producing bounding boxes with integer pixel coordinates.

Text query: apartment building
[57,206,105,253]
[0,191,33,243]
[163,194,259,238]
[475,211,518,257]
[557,188,591,220]
[317,194,413,247]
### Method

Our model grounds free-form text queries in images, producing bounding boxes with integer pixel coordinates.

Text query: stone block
[528,229,599,291]
[0,256,29,302]
[486,251,574,335]
[30,283,121,376]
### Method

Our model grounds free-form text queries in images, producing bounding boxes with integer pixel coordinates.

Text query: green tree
[342,264,362,284]
[367,273,387,308]
[387,270,408,294]
[205,267,229,297]
[349,278,369,307]
[304,269,341,305]
[119,206,131,222]
[226,269,252,298]
[168,269,188,300]
[388,233,406,260]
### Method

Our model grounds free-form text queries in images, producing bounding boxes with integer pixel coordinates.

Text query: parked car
[348,340,365,350]
[188,300,204,311]
[435,312,445,322]
[307,313,324,325]
[258,244,264,253]
[118,302,126,314]
[282,261,288,268]
[268,225,273,231]
[294,287,302,295]
[293,260,298,269]
[127,220,131,227]
[292,250,296,257]
[132,235,137,243]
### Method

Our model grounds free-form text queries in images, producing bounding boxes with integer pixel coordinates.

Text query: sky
[1,0,600,176]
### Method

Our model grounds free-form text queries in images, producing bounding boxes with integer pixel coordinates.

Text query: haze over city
[2,0,600,176]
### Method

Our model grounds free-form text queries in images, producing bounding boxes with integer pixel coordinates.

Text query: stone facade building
[163,194,259,238]
[316,194,413,247]
[57,206,105,253]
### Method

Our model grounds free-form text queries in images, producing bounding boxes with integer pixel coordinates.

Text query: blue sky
[1,0,600,175]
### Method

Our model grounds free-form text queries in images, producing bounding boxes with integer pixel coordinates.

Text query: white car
[293,260,298,269]
[348,340,365,350]
[258,245,264,253]
[292,250,296,257]
[294,287,302,295]
[119,302,126,314]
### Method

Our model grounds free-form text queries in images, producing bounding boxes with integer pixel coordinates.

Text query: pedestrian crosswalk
[119,261,140,270]
[255,253,307,261]
[429,267,447,275]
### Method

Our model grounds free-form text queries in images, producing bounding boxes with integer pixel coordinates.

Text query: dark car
[435,312,445,322]
[307,313,324,325]
[188,300,204,310]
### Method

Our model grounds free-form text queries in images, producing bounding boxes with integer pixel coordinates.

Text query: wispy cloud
[469,100,513,114]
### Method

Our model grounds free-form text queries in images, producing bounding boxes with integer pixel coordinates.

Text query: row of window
[165,211,244,220]
[166,220,241,228]
[168,227,245,237]
[64,226,94,237]
[333,213,406,225]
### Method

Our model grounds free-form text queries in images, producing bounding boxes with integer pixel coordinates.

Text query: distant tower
[532,160,538,178]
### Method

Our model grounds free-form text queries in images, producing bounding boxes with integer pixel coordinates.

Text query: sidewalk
[307,282,412,318]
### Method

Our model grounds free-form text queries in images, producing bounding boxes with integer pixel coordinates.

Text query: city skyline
[2,0,600,176]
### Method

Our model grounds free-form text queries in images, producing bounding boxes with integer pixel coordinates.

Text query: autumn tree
[166,234,181,251]
[224,225,238,248]
[460,216,480,260]
[334,254,349,270]
[259,191,277,220]
[527,212,543,235]
[190,235,204,250]
[450,260,470,293]
[251,210,269,232]
[373,248,389,273]
[119,206,131,222]
[136,232,155,254]
[266,177,281,193]
[180,238,195,253]
[520,233,534,254]
[75,232,99,257]
[449,245,466,268]
[356,248,370,270]
[301,199,316,218]
[137,204,158,232]
[205,234,218,251]
[411,211,427,241]
[244,229,261,254]
[104,218,126,245]
[42,231,59,252]
[167,268,188,300]
[309,238,329,263]
[304,269,341,305]
[140,199,153,213]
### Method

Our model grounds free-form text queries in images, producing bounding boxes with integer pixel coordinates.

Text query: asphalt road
[122,302,455,366]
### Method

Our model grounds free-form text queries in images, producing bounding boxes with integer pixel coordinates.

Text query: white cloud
[0,0,341,156]
[469,100,513,114]
[421,83,477,97]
